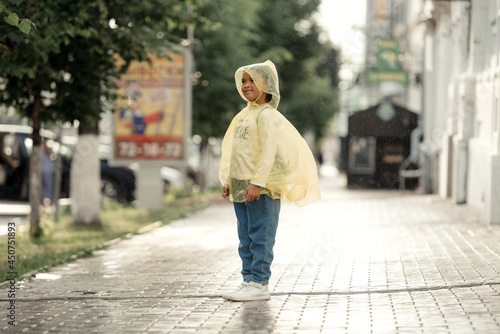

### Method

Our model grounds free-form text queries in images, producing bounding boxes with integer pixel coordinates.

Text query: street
[1,166,500,333]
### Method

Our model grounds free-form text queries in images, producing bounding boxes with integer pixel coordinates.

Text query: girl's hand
[244,184,260,203]
[222,186,230,198]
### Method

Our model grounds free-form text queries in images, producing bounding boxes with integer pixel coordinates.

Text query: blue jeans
[233,195,281,286]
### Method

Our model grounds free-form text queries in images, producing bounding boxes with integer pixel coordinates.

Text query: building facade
[357,0,499,224]
[417,0,500,224]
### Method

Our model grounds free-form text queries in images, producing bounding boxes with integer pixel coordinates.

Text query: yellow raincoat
[219,60,321,207]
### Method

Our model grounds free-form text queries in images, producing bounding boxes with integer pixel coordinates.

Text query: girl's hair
[266,93,272,103]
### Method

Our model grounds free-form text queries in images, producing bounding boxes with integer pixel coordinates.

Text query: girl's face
[241,71,267,104]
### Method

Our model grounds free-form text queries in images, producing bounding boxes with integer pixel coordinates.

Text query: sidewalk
[2,167,500,333]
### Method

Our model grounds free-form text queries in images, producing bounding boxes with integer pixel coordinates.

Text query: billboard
[112,50,191,165]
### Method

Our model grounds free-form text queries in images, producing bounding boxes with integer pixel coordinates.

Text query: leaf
[4,12,19,27]
[19,19,32,35]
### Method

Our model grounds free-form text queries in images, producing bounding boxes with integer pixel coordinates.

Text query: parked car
[0,124,135,203]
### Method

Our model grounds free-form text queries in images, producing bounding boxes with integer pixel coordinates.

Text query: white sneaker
[222,282,270,301]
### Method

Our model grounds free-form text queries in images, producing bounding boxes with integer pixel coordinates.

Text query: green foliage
[163,184,221,206]
[189,0,262,139]
[0,0,206,127]
[188,0,340,143]
[250,0,339,140]
[0,0,339,142]
[0,1,33,34]
[0,0,208,235]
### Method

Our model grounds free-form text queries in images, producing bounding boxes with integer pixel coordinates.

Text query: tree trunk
[70,125,100,225]
[195,140,207,191]
[29,88,42,237]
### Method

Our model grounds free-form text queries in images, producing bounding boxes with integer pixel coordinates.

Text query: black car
[0,124,135,203]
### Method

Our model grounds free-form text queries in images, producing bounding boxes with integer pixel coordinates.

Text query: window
[348,136,377,175]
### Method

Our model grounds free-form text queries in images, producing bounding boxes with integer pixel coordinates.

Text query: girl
[219,60,321,301]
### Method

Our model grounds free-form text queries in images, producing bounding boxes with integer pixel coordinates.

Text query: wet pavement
[2,167,500,333]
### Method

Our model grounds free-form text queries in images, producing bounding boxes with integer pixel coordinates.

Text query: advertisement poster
[113,52,188,162]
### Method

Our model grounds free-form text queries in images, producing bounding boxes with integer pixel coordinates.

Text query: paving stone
[2,171,500,333]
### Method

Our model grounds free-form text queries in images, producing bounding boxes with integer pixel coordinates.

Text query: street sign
[366,39,409,85]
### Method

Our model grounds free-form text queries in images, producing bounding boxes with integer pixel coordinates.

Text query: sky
[316,0,367,66]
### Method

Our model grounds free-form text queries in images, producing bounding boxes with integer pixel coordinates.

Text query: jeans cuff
[251,279,269,286]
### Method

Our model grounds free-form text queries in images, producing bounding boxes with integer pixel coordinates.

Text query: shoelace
[240,283,258,291]
[234,282,250,291]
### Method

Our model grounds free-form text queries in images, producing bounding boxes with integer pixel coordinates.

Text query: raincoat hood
[235,60,280,108]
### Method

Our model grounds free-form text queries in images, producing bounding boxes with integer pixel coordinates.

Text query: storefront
[346,100,419,189]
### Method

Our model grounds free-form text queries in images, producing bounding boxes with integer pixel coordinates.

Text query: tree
[189,0,339,145]
[189,0,261,140]
[0,0,206,235]
[250,0,339,142]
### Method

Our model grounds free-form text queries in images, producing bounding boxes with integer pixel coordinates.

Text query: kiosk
[346,100,419,189]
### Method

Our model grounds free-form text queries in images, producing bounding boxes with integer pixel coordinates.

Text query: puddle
[35,273,62,280]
